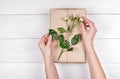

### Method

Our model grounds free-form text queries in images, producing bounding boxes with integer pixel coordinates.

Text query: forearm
[85,43,106,79]
[44,57,59,79]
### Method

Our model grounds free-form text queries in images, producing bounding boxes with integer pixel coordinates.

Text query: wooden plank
[88,15,120,38]
[0,0,120,14]
[0,63,112,79]
[0,39,120,64]
[0,15,49,38]
[104,64,120,79]
[0,39,43,62]
[0,15,120,38]
[94,39,120,64]
[0,63,46,79]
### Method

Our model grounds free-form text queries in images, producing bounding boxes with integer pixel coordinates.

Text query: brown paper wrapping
[50,8,86,63]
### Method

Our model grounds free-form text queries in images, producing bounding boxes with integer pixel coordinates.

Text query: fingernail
[49,35,52,40]
[50,35,52,38]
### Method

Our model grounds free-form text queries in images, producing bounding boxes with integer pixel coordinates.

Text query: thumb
[47,35,53,47]
[79,22,86,33]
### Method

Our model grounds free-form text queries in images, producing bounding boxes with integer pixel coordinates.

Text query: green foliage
[57,27,67,33]
[49,15,83,61]
[71,15,77,21]
[67,47,73,51]
[60,40,70,49]
[49,29,58,40]
[59,35,64,43]
[77,18,83,24]
[71,34,80,45]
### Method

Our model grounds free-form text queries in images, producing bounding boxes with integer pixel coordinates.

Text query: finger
[47,35,53,46]
[43,34,49,45]
[42,33,49,40]
[39,33,49,45]
[82,17,95,28]
[79,22,86,32]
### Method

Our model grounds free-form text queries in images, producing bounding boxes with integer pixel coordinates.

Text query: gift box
[50,8,86,63]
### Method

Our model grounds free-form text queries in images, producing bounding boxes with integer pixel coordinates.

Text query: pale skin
[38,17,106,79]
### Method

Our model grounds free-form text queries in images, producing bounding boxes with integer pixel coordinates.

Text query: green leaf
[71,34,80,45]
[60,40,70,49]
[57,27,67,33]
[59,35,64,43]
[67,47,73,51]
[49,29,58,40]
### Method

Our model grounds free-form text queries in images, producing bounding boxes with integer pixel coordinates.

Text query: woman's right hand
[80,17,106,79]
[38,34,53,61]
[79,17,97,46]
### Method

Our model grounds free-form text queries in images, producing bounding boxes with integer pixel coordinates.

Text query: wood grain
[0,0,120,78]
[0,0,120,14]
[0,39,119,64]
[0,15,120,38]
[0,63,112,79]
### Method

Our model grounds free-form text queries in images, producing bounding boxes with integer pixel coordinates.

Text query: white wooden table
[0,0,120,79]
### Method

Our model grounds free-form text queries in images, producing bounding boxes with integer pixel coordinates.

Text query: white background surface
[0,0,119,79]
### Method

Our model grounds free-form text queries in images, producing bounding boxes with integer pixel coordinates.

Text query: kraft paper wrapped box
[50,8,86,63]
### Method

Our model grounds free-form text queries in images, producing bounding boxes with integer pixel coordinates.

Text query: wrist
[44,56,54,64]
[84,41,93,47]
[84,42,94,51]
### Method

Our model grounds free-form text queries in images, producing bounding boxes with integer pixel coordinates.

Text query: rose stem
[57,48,64,61]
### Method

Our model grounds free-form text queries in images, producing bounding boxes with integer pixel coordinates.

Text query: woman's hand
[38,33,53,61]
[79,17,97,46]
[79,17,106,79]
[38,34,59,79]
